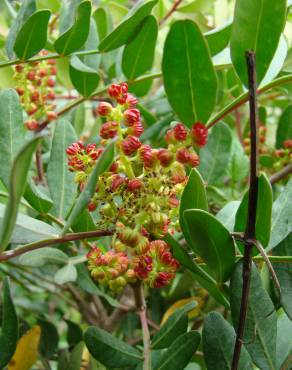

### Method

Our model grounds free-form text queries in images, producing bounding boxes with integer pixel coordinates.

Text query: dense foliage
[0,0,291,369]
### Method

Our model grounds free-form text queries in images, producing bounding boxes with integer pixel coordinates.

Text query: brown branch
[0,229,113,262]
[270,163,292,184]
[159,0,183,25]
[234,108,244,146]
[35,144,46,185]
[231,51,259,370]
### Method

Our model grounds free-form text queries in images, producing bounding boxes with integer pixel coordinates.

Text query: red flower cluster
[14,50,57,130]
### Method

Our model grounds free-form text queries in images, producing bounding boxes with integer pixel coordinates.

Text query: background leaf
[84,326,142,368]
[99,0,158,52]
[202,312,252,370]
[24,181,53,214]
[13,10,51,60]
[0,89,25,189]
[54,263,77,284]
[276,104,292,148]
[276,312,292,369]
[122,15,158,80]
[0,136,42,252]
[38,319,59,358]
[205,21,232,56]
[184,209,235,282]
[47,120,77,220]
[54,1,92,56]
[162,20,217,126]
[230,0,286,86]
[0,278,18,369]
[19,247,69,267]
[230,261,277,370]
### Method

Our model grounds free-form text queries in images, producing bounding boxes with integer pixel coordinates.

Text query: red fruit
[46,111,58,121]
[164,129,176,144]
[38,68,47,77]
[139,144,154,169]
[50,66,57,75]
[47,59,56,65]
[124,108,140,126]
[46,90,55,100]
[108,83,128,104]
[176,148,190,164]
[283,139,292,149]
[109,162,119,173]
[100,121,118,139]
[191,122,208,147]
[88,201,97,212]
[153,272,174,288]
[111,175,125,191]
[127,178,143,192]
[125,93,138,107]
[173,123,188,141]
[30,91,40,102]
[25,119,38,130]
[97,102,112,117]
[157,149,173,167]
[27,71,36,81]
[188,152,200,167]
[15,87,24,96]
[121,135,141,156]
[27,104,38,115]
[46,78,55,87]
[129,122,144,137]
[15,64,24,73]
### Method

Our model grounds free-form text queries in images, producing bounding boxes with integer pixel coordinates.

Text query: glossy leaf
[66,320,83,348]
[47,119,77,219]
[99,0,158,52]
[230,261,277,369]
[8,326,40,370]
[69,55,100,97]
[202,312,252,370]
[54,1,92,56]
[216,201,240,232]
[198,122,232,185]
[165,233,230,308]
[54,263,77,284]
[161,298,201,325]
[13,10,51,60]
[228,133,249,182]
[179,168,208,247]
[154,331,200,370]
[276,312,292,369]
[84,326,142,368]
[183,209,235,282]
[93,8,108,41]
[272,232,292,320]
[162,20,217,126]
[0,278,18,369]
[0,136,42,252]
[24,180,53,214]
[6,0,36,59]
[38,319,59,358]
[67,342,84,370]
[0,89,25,188]
[268,176,292,250]
[122,15,158,80]
[234,173,273,251]
[19,247,69,267]
[0,203,59,244]
[276,104,292,148]
[152,301,196,349]
[81,19,100,71]
[230,0,286,86]
[63,141,114,234]
[205,21,232,56]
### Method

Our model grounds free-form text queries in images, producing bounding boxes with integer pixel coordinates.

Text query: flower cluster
[14,50,57,130]
[67,82,209,292]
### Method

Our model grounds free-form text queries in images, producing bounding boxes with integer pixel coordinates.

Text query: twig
[270,163,292,184]
[234,108,244,146]
[35,144,46,185]
[0,229,113,262]
[159,0,183,25]
[231,51,259,370]
[132,282,151,370]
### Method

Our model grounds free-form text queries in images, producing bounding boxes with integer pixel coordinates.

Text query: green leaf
[19,247,69,267]
[62,142,114,234]
[165,233,230,308]
[162,20,217,126]
[276,104,292,148]
[93,8,108,41]
[81,19,101,71]
[54,263,77,284]
[0,203,59,244]
[183,209,235,282]
[272,233,292,320]
[276,312,292,369]
[54,1,92,56]
[0,136,42,252]
[6,0,36,59]
[68,342,84,370]
[179,168,208,247]
[66,320,83,348]
[47,119,77,219]
[230,261,277,370]
[198,122,232,185]
[38,318,59,358]
[216,201,240,232]
[69,55,100,97]
[122,15,158,80]
[202,312,252,370]
[230,0,286,86]
[205,21,232,56]
[24,180,53,214]
[84,326,142,368]
[0,278,18,369]
[0,89,25,188]
[234,173,273,252]
[228,133,249,182]
[154,331,201,370]
[76,264,120,308]
[152,301,196,349]
[99,0,158,52]
[268,176,292,250]
[13,10,51,60]
[36,0,60,13]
